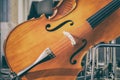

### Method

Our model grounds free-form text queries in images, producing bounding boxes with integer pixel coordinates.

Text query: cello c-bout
[5,0,120,80]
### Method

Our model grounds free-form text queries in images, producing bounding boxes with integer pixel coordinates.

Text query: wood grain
[4,0,120,80]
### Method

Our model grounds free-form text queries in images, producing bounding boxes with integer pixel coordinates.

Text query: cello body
[4,0,120,80]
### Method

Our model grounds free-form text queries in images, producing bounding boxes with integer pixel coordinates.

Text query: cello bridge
[63,31,76,46]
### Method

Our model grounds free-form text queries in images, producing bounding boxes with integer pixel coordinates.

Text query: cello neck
[87,0,120,29]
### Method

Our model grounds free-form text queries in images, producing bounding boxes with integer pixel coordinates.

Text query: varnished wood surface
[4,0,120,80]
[50,0,77,20]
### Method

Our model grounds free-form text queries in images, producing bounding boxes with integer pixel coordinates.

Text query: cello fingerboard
[87,0,120,29]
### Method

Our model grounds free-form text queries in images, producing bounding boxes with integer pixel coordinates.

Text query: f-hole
[70,39,87,65]
[45,20,74,32]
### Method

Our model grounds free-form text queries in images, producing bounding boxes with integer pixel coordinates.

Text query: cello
[5,0,120,80]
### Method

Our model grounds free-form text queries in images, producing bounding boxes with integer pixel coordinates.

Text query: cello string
[88,0,119,28]
[10,0,118,51]
[88,0,116,25]
[48,2,120,57]
[11,0,119,65]
[10,0,117,53]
